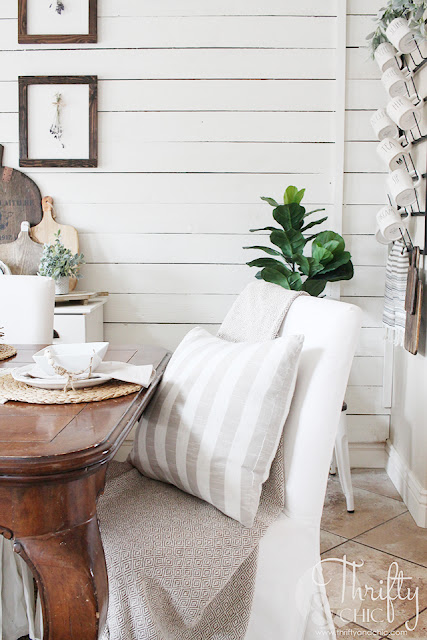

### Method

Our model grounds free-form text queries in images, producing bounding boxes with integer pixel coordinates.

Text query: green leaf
[301,216,328,232]
[312,261,354,283]
[315,231,345,255]
[260,196,279,207]
[304,208,326,218]
[295,189,306,204]
[302,279,327,297]
[243,245,283,257]
[283,186,305,205]
[249,226,280,233]
[259,267,291,289]
[283,186,299,204]
[307,257,325,277]
[270,230,292,258]
[294,254,310,276]
[273,203,305,231]
[286,229,306,254]
[316,251,352,275]
[312,243,334,265]
[246,258,292,276]
[272,205,292,231]
[288,272,303,291]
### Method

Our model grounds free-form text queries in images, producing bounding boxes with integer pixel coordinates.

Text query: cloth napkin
[96,361,155,386]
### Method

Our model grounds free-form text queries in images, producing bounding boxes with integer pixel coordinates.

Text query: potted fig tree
[244,186,353,296]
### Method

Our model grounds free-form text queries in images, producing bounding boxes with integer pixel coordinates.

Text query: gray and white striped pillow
[130,327,304,527]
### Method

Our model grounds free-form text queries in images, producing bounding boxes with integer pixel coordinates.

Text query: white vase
[55,276,70,295]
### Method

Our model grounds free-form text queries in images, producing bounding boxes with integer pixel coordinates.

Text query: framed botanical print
[18,0,97,44]
[19,76,98,168]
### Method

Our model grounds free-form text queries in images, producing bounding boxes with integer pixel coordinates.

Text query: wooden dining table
[0,344,171,640]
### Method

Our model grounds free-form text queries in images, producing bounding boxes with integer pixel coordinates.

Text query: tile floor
[322,469,427,639]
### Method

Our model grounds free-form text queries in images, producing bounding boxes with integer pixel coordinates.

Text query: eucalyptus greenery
[38,231,85,280]
[244,186,354,297]
[366,0,427,56]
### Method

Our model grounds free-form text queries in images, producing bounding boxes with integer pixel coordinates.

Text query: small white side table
[54,298,107,343]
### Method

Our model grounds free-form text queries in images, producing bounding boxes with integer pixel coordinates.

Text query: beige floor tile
[322,481,407,539]
[320,530,347,554]
[350,469,403,502]
[355,512,427,569]
[320,530,347,553]
[388,606,427,638]
[321,541,427,636]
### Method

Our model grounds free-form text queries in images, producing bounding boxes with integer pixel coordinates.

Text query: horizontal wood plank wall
[345,0,390,446]
[0,0,387,451]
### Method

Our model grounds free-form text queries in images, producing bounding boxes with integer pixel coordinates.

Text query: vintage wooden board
[0,221,43,275]
[30,196,80,291]
[0,144,42,244]
[405,280,423,356]
[405,247,419,315]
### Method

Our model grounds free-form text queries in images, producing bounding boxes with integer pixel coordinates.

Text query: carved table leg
[0,466,108,640]
[15,515,108,640]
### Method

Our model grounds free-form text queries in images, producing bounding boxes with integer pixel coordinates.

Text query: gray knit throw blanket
[98,281,302,640]
[383,240,410,346]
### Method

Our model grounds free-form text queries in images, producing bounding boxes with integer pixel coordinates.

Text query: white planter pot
[386,17,417,54]
[55,276,70,295]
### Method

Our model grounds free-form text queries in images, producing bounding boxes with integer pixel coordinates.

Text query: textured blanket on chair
[98,283,305,640]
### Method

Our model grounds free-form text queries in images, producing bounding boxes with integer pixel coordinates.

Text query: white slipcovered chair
[0,275,55,345]
[245,295,361,638]
[0,275,55,640]
[3,293,361,640]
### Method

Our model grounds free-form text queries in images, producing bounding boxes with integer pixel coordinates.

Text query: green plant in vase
[38,230,85,295]
[244,186,354,297]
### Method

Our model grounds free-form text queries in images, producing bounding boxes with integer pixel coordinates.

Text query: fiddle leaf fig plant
[38,230,85,281]
[244,186,354,297]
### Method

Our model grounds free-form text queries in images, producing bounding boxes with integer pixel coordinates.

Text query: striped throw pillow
[130,327,304,527]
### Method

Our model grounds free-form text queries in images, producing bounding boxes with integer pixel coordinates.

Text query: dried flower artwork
[50,92,64,148]
[49,0,65,15]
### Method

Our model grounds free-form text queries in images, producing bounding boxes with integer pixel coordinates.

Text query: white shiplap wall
[345,0,390,454]
[0,0,389,455]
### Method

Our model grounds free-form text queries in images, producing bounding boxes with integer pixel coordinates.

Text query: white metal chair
[331,403,355,512]
[0,275,55,640]
[0,275,55,345]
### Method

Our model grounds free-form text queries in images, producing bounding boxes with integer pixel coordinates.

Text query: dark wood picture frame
[19,75,98,168]
[18,0,97,44]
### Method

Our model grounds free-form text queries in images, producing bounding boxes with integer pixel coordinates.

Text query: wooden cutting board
[405,279,423,355]
[405,247,419,315]
[0,144,42,244]
[0,221,43,275]
[30,196,79,291]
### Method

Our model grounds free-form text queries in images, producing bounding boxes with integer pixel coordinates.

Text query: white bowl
[33,342,109,376]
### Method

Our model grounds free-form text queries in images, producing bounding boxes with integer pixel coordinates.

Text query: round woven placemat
[0,374,141,405]
[0,345,17,361]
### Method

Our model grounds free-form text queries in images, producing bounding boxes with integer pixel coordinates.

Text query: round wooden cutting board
[0,145,42,244]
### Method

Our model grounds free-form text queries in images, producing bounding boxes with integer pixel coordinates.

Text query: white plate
[12,365,112,390]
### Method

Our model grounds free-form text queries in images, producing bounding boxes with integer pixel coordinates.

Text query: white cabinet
[54,298,107,343]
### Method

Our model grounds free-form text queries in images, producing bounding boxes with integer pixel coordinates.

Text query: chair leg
[335,408,355,513]
[329,450,337,475]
